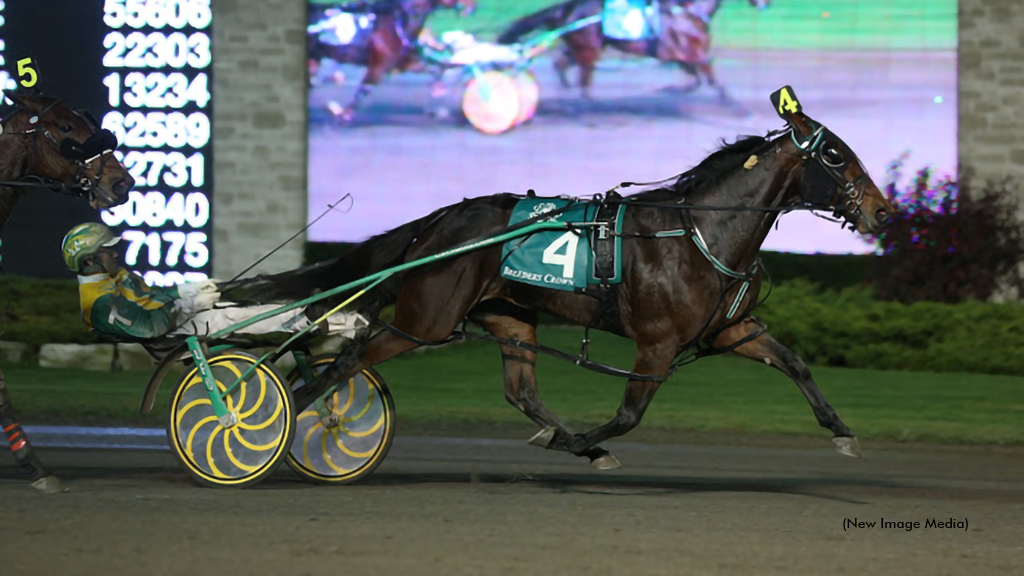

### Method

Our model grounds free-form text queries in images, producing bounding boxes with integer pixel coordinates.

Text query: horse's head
[770,85,895,234]
[437,0,476,17]
[1,90,134,209]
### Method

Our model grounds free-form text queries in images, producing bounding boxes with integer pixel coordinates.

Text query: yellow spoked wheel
[167,351,296,489]
[284,355,395,485]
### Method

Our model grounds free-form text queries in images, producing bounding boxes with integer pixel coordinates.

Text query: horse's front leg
[695,58,734,104]
[675,62,702,93]
[0,369,65,493]
[563,342,676,468]
[714,317,861,457]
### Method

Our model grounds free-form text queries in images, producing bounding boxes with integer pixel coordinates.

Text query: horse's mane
[632,131,781,202]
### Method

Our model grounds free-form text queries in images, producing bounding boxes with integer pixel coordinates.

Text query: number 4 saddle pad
[500,197,626,292]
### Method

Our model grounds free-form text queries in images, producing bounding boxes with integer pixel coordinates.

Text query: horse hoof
[590,453,621,470]
[833,436,862,458]
[527,426,557,448]
[591,454,621,470]
[31,476,68,494]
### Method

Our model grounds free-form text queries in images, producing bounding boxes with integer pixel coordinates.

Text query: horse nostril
[875,208,890,224]
[113,176,135,195]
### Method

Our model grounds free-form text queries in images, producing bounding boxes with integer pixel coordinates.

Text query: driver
[61,222,367,342]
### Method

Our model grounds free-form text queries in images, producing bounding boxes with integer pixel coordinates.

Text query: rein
[346,128,865,384]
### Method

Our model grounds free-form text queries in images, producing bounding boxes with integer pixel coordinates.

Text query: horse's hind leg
[577,53,599,101]
[554,47,576,89]
[562,342,677,468]
[470,301,606,463]
[694,60,728,101]
[0,369,64,493]
[714,318,860,457]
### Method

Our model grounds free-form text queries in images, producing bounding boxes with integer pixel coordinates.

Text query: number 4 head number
[769,84,803,120]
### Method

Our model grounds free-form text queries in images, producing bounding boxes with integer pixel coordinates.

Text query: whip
[225,194,354,283]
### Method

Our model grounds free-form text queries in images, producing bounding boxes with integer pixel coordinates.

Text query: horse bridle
[787,122,871,228]
[0,94,120,202]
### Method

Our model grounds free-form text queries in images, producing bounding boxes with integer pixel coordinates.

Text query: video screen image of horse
[305,0,957,257]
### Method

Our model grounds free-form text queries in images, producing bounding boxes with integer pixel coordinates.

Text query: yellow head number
[16,58,39,89]
[777,88,798,115]
[769,85,803,120]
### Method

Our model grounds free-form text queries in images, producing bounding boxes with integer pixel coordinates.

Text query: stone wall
[211,0,309,278]
[211,0,1024,275]
[958,0,1024,184]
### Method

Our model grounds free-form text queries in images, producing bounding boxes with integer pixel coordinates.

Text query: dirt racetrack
[2,436,1022,576]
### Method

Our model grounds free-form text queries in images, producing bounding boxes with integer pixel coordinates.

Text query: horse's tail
[497,2,572,45]
[320,206,449,289]
[217,206,450,308]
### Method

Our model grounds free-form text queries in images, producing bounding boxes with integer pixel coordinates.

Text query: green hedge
[6,274,1024,377]
[0,276,99,346]
[757,280,1024,376]
[757,251,878,290]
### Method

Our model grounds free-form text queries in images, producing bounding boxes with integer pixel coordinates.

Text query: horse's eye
[60,124,74,133]
[822,144,844,166]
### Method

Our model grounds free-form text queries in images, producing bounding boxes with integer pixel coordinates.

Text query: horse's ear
[2,89,35,109]
[769,85,815,137]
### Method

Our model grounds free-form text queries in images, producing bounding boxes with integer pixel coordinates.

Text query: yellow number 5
[777,87,799,115]
[16,58,38,89]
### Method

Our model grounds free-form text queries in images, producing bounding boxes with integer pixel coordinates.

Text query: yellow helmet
[61,223,121,272]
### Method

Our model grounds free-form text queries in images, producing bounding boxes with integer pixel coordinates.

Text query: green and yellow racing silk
[78,269,182,341]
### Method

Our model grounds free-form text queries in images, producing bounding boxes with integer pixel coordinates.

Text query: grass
[309,0,957,51]
[4,327,1022,446]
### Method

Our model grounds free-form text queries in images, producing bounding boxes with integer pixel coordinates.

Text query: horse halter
[788,122,870,228]
[0,94,120,201]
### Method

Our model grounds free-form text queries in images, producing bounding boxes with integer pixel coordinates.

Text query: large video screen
[1,0,213,284]
[306,0,957,254]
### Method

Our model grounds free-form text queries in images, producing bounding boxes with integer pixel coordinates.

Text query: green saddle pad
[500,198,624,292]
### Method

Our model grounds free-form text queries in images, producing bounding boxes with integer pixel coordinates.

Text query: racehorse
[0,90,134,492]
[223,89,894,469]
[497,0,769,102]
[307,0,477,121]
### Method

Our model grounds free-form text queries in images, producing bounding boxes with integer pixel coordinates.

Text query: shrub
[867,155,1024,303]
[757,280,1024,375]
[0,276,100,346]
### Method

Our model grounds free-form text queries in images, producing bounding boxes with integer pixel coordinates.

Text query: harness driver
[61,223,367,342]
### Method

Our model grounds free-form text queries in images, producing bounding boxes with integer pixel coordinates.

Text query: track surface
[3,436,1022,575]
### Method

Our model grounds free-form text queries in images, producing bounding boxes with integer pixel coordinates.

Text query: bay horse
[226,89,895,469]
[497,0,769,102]
[0,90,134,492]
[307,0,477,121]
